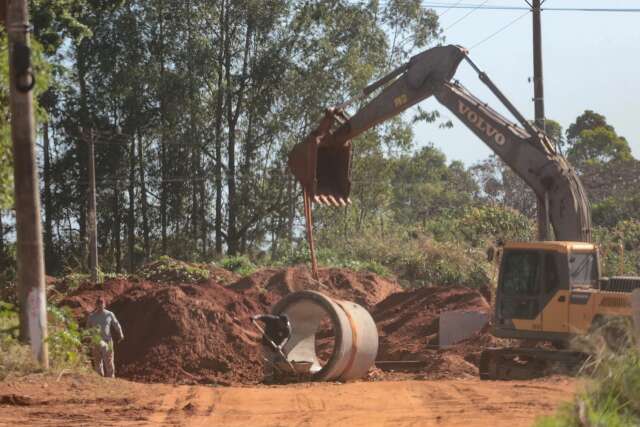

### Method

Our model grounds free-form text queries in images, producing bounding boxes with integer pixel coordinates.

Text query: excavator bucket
[288,110,352,206]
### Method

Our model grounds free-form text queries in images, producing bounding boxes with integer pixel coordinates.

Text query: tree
[566,110,612,144]
[567,127,633,168]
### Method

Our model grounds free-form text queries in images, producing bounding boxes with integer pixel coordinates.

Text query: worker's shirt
[87,309,123,342]
[257,315,291,348]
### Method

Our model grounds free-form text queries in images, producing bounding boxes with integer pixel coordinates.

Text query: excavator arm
[288,45,591,242]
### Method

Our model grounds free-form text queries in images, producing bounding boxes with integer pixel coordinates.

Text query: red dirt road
[0,374,576,426]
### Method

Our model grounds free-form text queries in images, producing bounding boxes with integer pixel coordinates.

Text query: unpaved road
[0,374,576,426]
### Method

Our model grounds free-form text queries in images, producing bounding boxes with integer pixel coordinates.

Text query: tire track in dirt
[144,378,576,427]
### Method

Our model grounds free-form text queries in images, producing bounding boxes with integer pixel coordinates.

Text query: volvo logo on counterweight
[458,101,506,146]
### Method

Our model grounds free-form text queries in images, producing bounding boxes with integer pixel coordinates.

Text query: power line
[443,0,490,31]
[415,2,640,12]
[437,0,465,17]
[469,10,530,50]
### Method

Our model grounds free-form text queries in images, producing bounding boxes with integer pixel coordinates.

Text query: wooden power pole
[532,0,545,131]
[5,0,49,367]
[530,0,549,241]
[87,129,98,283]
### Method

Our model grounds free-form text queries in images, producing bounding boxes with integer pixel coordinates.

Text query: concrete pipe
[271,290,378,381]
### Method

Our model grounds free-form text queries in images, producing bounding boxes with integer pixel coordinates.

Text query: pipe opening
[272,291,377,381]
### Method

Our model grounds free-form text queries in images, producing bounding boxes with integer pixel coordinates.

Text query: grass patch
[219,255,257,277]
[535,322,640,427]
[138,255,210,283]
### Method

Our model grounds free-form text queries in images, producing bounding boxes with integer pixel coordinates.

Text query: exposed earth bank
[58,263,494,385]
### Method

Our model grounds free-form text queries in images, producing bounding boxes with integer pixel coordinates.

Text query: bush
[0,301,94,380]
[308,224,492,288]
[139,256,210,283]
[219,255,257,277]
[536,323,640,426]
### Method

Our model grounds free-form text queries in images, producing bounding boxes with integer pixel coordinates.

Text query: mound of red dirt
[110,281,268,385]
[373,285,497,378]
[56,263,506,384]
[230,266,402,310]
[59,278,151,318]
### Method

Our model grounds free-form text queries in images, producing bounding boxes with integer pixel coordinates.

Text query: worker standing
[252,313,292,382]
[87,297,124,378]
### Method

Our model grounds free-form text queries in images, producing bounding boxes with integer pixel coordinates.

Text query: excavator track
[479,348,588,380]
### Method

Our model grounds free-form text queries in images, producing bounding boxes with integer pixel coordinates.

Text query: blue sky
[408,0,640,166]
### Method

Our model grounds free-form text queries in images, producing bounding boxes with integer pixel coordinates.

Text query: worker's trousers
[92,340,115,378]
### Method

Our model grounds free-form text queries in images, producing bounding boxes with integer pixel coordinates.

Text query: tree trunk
[127,140,135,273]
[158,2,168,255]
[213,0,226,256]
[113,180,121,273]
[42,123,53,273]
[76,42,90,268]
[225,11,253,255]
[138,131,150,261]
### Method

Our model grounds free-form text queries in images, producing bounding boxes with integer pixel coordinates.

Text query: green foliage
[592,194,640,229]
[391,145,476,224]
[0,34,13,209]
[30,0,93,54]
[310,223,491,288]
[593,220,640,277]
[219,255,257,277]
[568,127,633,168]
[272,244,392,277]
[566,110,612,143]
[139,256,210,283]
[0,242,17,304]
[0,32,51,209]
[536,325,640,427]
[46,304,93,370]
[425,205,535,246]
[0,301,92,380]
[0,301,41,379]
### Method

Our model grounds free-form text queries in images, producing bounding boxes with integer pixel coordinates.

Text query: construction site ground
[2,263,581,425]
[0,373,576,426]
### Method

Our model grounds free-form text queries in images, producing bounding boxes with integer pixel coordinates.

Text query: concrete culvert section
[272,291,378,381]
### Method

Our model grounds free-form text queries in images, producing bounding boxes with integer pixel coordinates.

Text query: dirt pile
[110,281,267,385]
[373,285,496,378]
[59,278,151,318]
[56,263,508,384]
[230,266,402,310]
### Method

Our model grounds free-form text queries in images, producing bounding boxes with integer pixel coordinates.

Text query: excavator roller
[288,109,352,205]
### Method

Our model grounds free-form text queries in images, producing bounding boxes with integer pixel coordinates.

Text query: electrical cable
[437,0,465,17]
[469,10,530,50]
[442,0,490,31]
[372,1,640,12]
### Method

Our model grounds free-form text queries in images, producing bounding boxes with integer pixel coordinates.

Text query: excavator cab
[492,241,601,341]
[288,109,352,206]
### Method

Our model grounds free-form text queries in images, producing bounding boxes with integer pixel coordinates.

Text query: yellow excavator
[287,45,640,379]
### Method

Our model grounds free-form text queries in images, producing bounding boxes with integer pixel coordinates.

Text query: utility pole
[531,0,545,131]
[5,0,49,367]
[86,128,99,283]
[529,0,549,241]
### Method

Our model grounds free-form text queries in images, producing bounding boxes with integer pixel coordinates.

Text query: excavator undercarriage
[479,347,588,380]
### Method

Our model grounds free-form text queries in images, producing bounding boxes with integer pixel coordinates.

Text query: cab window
[501,251,539,295]
[569,252,597,288]
[544,253,560,293]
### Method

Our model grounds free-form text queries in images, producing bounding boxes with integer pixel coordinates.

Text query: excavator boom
[288,44,591,242]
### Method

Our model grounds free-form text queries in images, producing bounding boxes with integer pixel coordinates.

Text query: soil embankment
[58,263,499,384]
